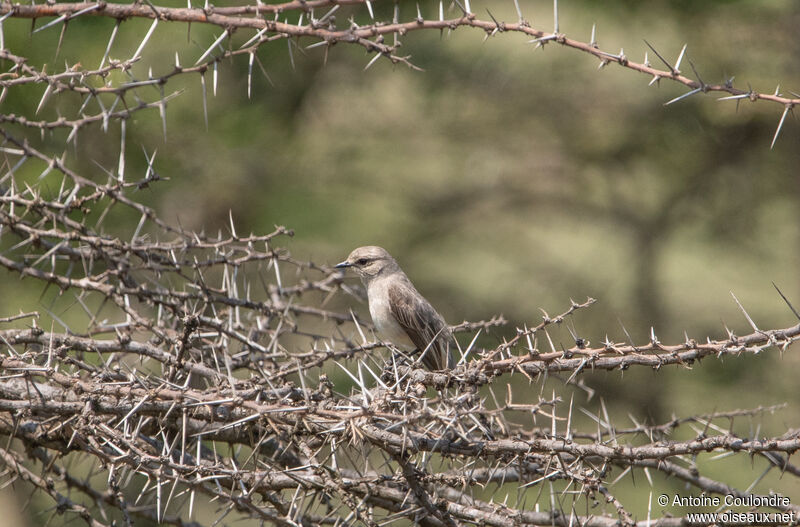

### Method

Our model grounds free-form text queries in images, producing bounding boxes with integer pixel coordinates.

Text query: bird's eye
[357,258,369,266]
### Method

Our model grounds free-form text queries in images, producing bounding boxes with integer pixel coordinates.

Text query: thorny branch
[0,1,799,525]
[0,125,799,525]
[0,0,796,146]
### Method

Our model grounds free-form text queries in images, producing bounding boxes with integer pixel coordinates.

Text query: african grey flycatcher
[335,246,454,371]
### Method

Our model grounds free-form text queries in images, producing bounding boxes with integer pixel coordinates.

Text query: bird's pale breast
[368,279,415,350]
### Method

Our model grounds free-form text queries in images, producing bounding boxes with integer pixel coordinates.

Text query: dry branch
[1,1,799,525]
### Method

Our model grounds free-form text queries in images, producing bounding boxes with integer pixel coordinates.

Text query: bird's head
[335,246,399,281]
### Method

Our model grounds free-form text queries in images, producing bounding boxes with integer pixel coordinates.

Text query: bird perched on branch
[335,246,454,371]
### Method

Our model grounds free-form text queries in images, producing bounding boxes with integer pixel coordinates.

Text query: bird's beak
[334,261,352,269]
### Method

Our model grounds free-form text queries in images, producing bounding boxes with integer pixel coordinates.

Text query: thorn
[528,35,558,45]
[305,40,328,50]
[729,292,766,344]
[195,30,228,65]
[688,59,706,90]
[773,282,800,321]
[553,0,559,34]
[240,27,268,49]
[213,61,218,96]
[717,93,751,101]
[35,84,54,115]
[117,119,126,181]
[132,18,159,61]
[317,5,339,24]
[590,23,597,47]
[200,72,208,131]
[650,326,659,345]
[100,19,121,69]
[364,51,382,70]
[770,105,791,150]
[643,39,677,75]
[287,36,295,70]
[247,52,254,99]
[229,210,237,238]
[55,19,68,60]
[664,87,702,106]
[486,8,501,31]
[452,0,467,16]
[365,0,374,19]
[673,43,687,73]
[158,86,167,140]
[32,13,68,34]
[618,319,637,351]
[512,0,524,24]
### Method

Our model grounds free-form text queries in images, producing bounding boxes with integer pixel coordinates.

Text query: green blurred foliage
[2,0,800,522]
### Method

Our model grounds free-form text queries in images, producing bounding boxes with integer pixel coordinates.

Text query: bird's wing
[388,281,452,370]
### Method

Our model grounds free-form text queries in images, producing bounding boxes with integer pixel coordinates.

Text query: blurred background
[1,0,799,524]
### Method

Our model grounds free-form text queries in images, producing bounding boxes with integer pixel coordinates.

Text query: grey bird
[335,246,454,371]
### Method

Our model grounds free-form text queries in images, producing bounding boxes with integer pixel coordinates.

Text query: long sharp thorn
[730,291,760,332]
[553,0,558,33]
[0,12,8,50]
[32,14,67,34]
[213,61,218,96]
[200,73,208,130]
[366,0,374,19]
[159,86,167,140]
[643,39,676,74]
[247,52,254,99]
[770,105,791,150]
[513,0,523,23]
[364,52,381,71]
[317,5,339,24]
[566,393,574,441]
[287,37,295,70]
[240,27,268,49]
[773,282,800,321]
[229,210,237,238]
[305,40,328,50]
[100,20,121,69]
[717,93,750,101]
[132,18,159,61]
[35,84,53,115]
[55,20,68,60]
[688,58,704,87]
[195,30,228,65]
[117,119,126,181]
[664,87,702,106]
[590,23,596,47]
[673,43,687,72]
[254,54,273,86]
